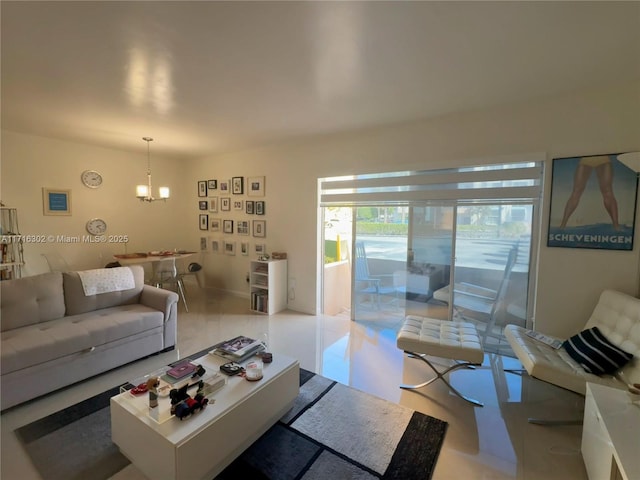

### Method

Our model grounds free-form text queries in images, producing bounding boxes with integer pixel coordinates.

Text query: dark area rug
[16,349,448,480]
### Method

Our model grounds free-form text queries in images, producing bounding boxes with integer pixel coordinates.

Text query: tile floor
[1,288,588,480]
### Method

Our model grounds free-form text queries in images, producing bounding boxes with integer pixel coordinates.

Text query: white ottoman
[397,315,485,406]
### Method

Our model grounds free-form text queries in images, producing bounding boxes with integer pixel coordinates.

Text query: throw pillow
[562,326,633,375]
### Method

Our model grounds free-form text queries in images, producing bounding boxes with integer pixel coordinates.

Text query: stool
[397,315,485,406]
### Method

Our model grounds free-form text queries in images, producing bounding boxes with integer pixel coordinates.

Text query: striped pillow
[562,326,633,375]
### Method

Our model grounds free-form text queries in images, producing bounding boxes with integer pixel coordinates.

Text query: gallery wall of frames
[197,176,266,257]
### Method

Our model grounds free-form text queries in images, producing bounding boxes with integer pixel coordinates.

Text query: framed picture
[247,176,265,197]
[210,218,221,232]
[220,181,229,192]
[233,200,243,210]
[221,197,231,211]
[200,237,207,251]
[209,197,218,212]
[256,201,265,215]
[207,179,217,191]
[198,181,207,197]
[548,153,638,250]
[223,219,234,234]
[211,239,221,253]
[246,201,255,214]
[199,214,209,231]
[42,188,72,215]
[237,220,250,235]
[255,243,266,254]
[199,200,208,210]
[232,176,244,195]
[224,241,236,256]
[241,242,249,256]
[253,219,266,238]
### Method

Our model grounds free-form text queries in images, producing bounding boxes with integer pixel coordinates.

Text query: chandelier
[136,137,170,202]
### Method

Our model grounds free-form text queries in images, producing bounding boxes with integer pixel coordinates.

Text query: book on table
[216,335,262,357]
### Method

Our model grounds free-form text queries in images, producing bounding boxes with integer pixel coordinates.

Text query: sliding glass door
[319,158,543,354]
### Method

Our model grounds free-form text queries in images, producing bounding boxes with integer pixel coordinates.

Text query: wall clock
[81,170,103,188]
[86,218,107,235]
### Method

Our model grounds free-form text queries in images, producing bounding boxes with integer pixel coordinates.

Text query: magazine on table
[210,345,264,363]
[216,335,262,357]
[525,330,563,349]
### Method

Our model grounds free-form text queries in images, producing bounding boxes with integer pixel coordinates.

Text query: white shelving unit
[0,207,24,280]
[250,259,287,315]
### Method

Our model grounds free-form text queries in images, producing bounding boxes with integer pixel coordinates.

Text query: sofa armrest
[140,285,179,348]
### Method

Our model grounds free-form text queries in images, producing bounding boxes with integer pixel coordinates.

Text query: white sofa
[504,289,640,395]
[0,265,179,410]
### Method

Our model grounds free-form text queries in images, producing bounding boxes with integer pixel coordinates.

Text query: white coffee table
[110,351,299,480]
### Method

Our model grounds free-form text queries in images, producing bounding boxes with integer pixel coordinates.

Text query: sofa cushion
[0,272,65,331]
[63,265,144,315]
[0,303,164,375]
[562,326,633,375]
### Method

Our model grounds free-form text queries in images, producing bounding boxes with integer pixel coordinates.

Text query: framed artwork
[237,220,249,235]
[255,243,266,255]
[232,176,244,195]
[200,237,207,251]
[247,176,265,197]
[233,200,243,210]
[246,201,255,214]
[210,218,221,232]
[253,219,266,238]
[199,214,209,231]
[221,197,231,211]
[255,201,265,215]
[223,219,234,234]
[209,197,218,212]
[199,200,208,210]
[198,181,207,197]
[211,239,220,253]
[548,153,638,250]
[241,242,249,256]
[207,179,217,191]
[220,181,229,192]
[224,241,236,256]
[43,188,72,215]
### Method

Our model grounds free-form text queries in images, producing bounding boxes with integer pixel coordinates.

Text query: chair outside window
[151,257,189,312]
[433,246,518,346]
[353,241,395,309]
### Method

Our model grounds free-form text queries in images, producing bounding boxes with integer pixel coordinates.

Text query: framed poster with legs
[548,152,638,250]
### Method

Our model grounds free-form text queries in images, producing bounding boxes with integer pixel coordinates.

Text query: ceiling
[2,1,639,159]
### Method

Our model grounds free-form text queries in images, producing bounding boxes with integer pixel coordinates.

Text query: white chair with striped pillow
[504,289,640,424]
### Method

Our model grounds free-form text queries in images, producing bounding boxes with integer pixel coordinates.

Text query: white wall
[185,81,640,336]
[2,81,639,337]
[0,132,190,275]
